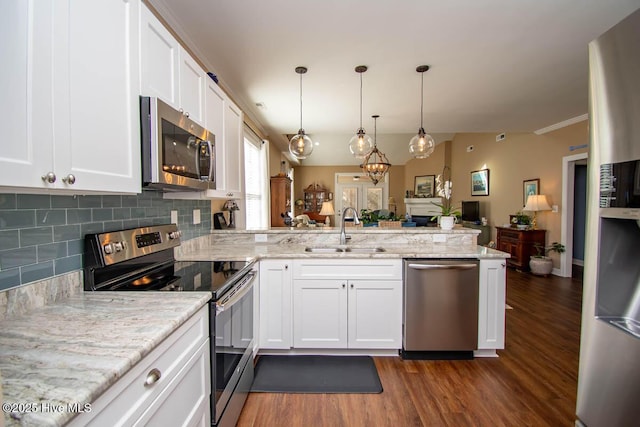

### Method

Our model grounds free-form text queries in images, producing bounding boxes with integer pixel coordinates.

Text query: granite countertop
[176,243,509,262]
[0,292,211,427]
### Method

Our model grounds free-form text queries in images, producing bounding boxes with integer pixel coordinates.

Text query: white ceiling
[149,0,640,165]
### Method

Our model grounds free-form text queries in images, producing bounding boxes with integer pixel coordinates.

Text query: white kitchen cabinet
[204,81,245,199]
[68,305,210,427]
[0,0,141,194]
[477,259,507,350]
[292,259,402,349]
[259,260,292,349]
[139,3,206,126]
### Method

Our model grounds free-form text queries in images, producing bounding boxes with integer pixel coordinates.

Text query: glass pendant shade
[289,129,313,159]
[289,66,313,160]
[348,128,373,158]
[409,128,435,159]
[349,65,373,158]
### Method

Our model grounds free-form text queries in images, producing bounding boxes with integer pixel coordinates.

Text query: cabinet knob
[41,172,56,183]
[62,174,76,185]
[342,283,346,288]
[144,368,161,387]
[501,263,506,268]
[185,111,190,118]
[284,265,288,270]
[350,283,354,289]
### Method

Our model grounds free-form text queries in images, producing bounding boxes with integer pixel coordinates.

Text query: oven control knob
[168,231,181,240]
[113,242,124,252]
[103,243,114,255]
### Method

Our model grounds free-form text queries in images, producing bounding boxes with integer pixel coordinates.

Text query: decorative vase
[439,215,456,230]
[529,256,553,275]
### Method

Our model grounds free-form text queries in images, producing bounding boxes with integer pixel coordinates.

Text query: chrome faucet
[340,207,360,245]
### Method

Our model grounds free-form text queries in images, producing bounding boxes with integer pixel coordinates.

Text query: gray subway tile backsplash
[0,189,211,291]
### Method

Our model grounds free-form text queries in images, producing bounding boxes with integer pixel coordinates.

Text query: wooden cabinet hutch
[496,226,546,271]
[303,184,328,215]
[270,175,292,227]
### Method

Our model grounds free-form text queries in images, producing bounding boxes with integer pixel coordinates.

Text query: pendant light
[288,66,313,159]
[348,65,373,158]
[408,65,435,159]
[360,115,391,185]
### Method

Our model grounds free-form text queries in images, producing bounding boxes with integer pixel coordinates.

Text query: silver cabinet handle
[41,172,56,183]
[144,368,161,387]
[62,174,76,185]
[408,263,478,270]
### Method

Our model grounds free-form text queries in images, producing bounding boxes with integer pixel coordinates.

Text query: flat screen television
[461,201,480,222]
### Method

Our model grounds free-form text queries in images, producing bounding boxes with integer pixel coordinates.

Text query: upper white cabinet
[221,99,244,197]
[0,0,141,194]
[140,3,205,126]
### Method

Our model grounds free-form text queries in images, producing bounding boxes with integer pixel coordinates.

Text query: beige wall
[448,122,588,250]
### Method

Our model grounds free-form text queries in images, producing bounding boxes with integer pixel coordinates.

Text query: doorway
[334,173,388,222]
[560,153,588,277]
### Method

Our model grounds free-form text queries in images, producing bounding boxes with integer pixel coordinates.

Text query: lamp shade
[524,194,551,212]
[319,201,335,216]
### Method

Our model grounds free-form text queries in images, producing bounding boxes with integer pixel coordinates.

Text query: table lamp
[319,201,335,226]
[523,194,551,229]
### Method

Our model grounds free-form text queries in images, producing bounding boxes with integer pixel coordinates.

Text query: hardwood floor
[237,269,583,427]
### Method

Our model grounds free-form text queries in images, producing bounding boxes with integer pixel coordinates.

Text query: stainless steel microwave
[140,96,216,191]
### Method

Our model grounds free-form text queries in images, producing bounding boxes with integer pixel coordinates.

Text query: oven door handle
[216,271,256,313]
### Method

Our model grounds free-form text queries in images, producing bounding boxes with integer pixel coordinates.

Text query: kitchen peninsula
[177,226,509,357]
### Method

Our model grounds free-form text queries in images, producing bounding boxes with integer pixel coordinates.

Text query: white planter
[529,256,553,275]
[439,216,456,230]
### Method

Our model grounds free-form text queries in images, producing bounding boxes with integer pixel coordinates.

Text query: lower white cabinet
[258,259,292,349]
[292,259,402,349]
[478,259,507,350]
[68,305,210,427]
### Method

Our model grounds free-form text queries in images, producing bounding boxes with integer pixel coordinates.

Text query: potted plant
[529,242,565,276]
[430,168,460,230]
[511,212,531,230]
[359,209,378,227]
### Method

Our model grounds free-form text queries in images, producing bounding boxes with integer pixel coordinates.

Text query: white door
[178,48,205,125]
[293,279,348,348]
[259,260,292,349]
[334,173,388,222]
[348,280,402,349]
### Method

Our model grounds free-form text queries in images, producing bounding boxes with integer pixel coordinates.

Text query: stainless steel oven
[83,224,255,427]
[140,96,216,191]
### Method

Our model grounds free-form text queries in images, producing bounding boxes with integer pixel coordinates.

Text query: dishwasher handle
[407,263,478,271]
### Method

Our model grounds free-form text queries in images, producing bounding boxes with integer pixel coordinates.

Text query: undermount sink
[304,247,344,253]
[344,247,386,253]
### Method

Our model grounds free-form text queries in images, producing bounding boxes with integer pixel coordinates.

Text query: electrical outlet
[552,205,559,213]
[194,273,201,288]
[193,209,201,224]
[255,234,268,243]
[170,210,178,225]
[433,234,447,243]
[496,133,506,142]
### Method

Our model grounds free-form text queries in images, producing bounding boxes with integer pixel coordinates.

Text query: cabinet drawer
[498,229,521,240]
[69,305,209,426]
[293,259,402,280]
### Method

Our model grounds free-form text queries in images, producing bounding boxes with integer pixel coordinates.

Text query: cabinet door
[259,260,292,349]
[0,0,55,188]
[205,78,226,192]
[478,259,506,349]
[223,99,244,196]
[178,48,206,125]
[140,3,179,107]
[63,0,141,193]
[293,279,348,348]
[348,280,402,349]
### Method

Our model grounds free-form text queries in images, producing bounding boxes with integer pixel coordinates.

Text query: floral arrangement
[431,166,460,219]
[511,211,531,225]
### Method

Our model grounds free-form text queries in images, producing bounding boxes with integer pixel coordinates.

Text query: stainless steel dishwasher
[402,259,479,359]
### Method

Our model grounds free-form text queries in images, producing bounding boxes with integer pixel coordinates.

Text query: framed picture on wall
[523,178,540,206]
[471,169,490,196]
[414,175,435,197]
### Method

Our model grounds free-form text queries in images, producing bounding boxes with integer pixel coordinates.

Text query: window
[244,128,268,229]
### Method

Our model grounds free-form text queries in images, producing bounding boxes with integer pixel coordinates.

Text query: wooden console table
[496,227,546,271]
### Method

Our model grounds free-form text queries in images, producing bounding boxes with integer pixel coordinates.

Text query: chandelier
[288,66,313,159]
[360,115,391,185]
[408,65,435,159]
[348,65,373,158]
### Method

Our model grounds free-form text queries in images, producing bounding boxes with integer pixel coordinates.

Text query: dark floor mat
[250,355,383,393]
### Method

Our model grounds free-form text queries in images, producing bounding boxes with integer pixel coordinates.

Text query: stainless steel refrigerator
[577,7,640,427]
